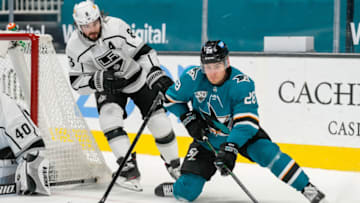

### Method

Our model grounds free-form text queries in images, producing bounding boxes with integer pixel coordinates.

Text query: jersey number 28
[244,91,257,104]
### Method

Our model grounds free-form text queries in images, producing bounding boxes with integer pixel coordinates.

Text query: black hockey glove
[180,111,208,142]
[214,142,239,176]
[146,66,174,94]
[90,70,128,94]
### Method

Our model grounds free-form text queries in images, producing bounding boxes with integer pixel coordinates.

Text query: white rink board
[58,54,360,148]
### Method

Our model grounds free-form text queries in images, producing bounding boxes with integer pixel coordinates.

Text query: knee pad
[147,109,173,139]
[173,174,206,202]
[99,103,124,132]
[247,139,280,167]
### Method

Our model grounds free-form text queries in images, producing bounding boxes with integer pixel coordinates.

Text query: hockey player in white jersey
[66,0,180,191]
[0,92,50,195]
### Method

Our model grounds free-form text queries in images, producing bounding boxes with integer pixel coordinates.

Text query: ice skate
[164,158,181,180]
[114,153,143,192]
[302,183,328,203]
[154,182,174,197]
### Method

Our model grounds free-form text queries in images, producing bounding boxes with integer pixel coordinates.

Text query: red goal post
[0,33,40,124]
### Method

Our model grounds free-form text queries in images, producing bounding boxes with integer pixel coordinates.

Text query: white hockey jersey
[0,93,42,158]
[66,16,160,95]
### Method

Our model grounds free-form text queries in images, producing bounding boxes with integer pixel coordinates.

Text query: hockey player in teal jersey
[154,40,327,203]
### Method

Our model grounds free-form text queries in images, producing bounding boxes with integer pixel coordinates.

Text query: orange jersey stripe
[233,115,259,123]
[280,161,296,180]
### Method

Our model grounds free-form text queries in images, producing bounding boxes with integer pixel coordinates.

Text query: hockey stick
[0,178,97,196]
[99,92,163,203]
[204,138,259,203]
[49,177,98,186]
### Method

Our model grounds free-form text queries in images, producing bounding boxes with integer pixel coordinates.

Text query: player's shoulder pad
[65,31,86,58]
[107,16,128,25]
[104,16,130,32]
[181,65,204,81]
[228,67,255,97]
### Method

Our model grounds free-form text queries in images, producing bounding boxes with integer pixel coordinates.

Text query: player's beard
[84,28,102,42]
[88,32,99,40]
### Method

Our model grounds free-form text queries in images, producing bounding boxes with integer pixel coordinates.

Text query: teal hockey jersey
[165,66,260,150]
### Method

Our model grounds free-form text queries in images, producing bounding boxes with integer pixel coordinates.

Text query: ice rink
[2,152,360,203]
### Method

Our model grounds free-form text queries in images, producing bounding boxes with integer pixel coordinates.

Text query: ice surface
[2,152,359,203]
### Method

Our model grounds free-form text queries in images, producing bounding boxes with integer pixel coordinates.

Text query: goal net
[0,32,111,187]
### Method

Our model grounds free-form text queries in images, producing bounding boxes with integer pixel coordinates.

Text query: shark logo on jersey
[200,103,231,136]
[233,74,250,83]
[186,67,201,81]
[195,91,207,103]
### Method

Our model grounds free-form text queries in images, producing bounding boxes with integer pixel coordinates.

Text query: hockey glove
[214,142,239,176]
[90,70,128,94]
[146,66,174,94]
[180,111,208,142]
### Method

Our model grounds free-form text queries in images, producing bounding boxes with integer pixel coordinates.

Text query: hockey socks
[271,155,309,191]
[248,139,309,191]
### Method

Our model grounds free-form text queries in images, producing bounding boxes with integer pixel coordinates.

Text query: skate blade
[115,178,143,192]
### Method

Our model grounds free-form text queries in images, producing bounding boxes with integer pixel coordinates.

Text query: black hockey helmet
[200,40,229,65]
